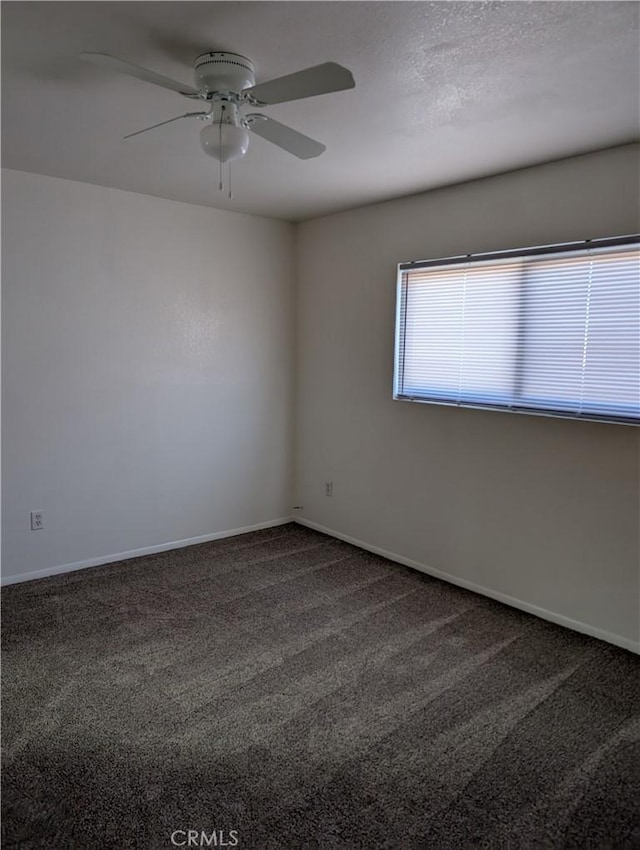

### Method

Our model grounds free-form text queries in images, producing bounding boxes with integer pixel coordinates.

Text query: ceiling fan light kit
[80,49,355,196]
[200,102,250,163]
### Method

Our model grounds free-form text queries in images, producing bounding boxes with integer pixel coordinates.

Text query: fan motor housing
[194,52,255,94]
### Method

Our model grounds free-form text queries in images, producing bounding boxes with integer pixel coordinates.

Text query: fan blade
[244,62,354,105]
[124,111,208,139]
[246,114,326,159]
[80,52,200,98]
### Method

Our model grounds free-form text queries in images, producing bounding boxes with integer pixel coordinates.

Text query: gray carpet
[2,522,639,849]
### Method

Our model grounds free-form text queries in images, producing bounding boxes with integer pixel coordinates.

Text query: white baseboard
[0,517,293,586]
[294,517,639,655]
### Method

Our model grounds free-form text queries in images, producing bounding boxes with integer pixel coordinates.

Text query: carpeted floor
[2,522,639,849]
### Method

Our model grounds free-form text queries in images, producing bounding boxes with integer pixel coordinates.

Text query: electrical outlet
[325,481,333,497]
[30,511,44,531]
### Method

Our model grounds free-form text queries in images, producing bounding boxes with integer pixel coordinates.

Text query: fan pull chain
[218,120,223,191]
[228,163,233,200]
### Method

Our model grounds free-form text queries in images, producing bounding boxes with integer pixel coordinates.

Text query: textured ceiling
[2,1,638,221]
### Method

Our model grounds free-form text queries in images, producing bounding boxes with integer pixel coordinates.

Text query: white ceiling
[2,1,638,221]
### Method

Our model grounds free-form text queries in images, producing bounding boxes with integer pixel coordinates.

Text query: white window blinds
[394,237,640,425]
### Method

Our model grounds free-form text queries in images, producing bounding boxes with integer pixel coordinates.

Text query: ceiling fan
[81,50,355,194]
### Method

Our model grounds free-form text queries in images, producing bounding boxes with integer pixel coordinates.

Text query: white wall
[2,169,294,581]
[295,144,640,651]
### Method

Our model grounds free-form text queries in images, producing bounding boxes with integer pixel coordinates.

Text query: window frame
[393,234,640,426]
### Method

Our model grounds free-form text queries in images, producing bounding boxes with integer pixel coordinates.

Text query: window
[394,236,640,425]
